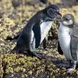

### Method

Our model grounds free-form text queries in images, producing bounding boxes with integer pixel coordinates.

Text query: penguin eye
[47,8,57,17]
[64,18,69,21]
[48,9,53,13]
[48,8,56,13]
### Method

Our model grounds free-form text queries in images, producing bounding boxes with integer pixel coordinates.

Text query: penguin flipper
[43,37,47,49]
[70,34,78,60]
[58,42,63,55]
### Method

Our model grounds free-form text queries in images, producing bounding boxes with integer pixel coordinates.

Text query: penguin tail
[6,35,19,41]
[6,36,13,40]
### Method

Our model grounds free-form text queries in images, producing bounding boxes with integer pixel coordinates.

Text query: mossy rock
[0,0,78,78]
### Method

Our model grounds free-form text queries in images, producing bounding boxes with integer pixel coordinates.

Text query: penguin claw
[67,68,75,74]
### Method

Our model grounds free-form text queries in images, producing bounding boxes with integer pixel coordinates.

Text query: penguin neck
[59,22,71,34]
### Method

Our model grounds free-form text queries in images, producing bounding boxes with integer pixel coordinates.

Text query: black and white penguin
[58,14,78,73]
[7,4,61,59]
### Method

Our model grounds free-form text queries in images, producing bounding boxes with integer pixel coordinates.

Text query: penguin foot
[54,60,71,68]
[67,61,77,74]
[29,51,45,59]
[67,68,75,74]
[56,63,70,68]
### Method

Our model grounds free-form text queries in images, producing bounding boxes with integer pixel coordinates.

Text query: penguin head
[62,14,75,28]
[43,4,62,19]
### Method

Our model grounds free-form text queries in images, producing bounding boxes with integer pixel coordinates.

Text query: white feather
[30,31,35,49]
[40,21,53,43]
[63,20,73,26]
[58,23,73,60]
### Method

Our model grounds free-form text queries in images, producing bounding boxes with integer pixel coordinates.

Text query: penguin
[6,4,61,59]
[58,14,78,73]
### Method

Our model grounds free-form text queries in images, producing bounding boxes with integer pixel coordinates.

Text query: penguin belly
[58,25,73,60]
[40,21,53,43]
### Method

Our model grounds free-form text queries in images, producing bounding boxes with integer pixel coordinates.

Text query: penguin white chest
[40,21,53,43]
[58,24,73,60]
[30,21,53,49]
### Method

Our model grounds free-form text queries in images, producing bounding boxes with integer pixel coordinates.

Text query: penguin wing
[70,35,78,61]
[31,12,47,48]
[70,27,78,61]
[33,21,41,48]
[58,41,63,55]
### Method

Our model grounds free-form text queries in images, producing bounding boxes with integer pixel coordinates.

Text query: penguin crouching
[7,4,62,59]
[58,14,78,73]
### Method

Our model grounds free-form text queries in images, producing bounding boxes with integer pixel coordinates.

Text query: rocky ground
[0,0,78,78]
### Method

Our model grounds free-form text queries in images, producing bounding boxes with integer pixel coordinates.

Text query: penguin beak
[54,12,62,21]
[56,12,62,19]
[54,12,62,26]
[56,12,62,17]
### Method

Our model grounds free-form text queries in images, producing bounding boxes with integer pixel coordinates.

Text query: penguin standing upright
[58,14,78,73]
[6,4,61,59]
